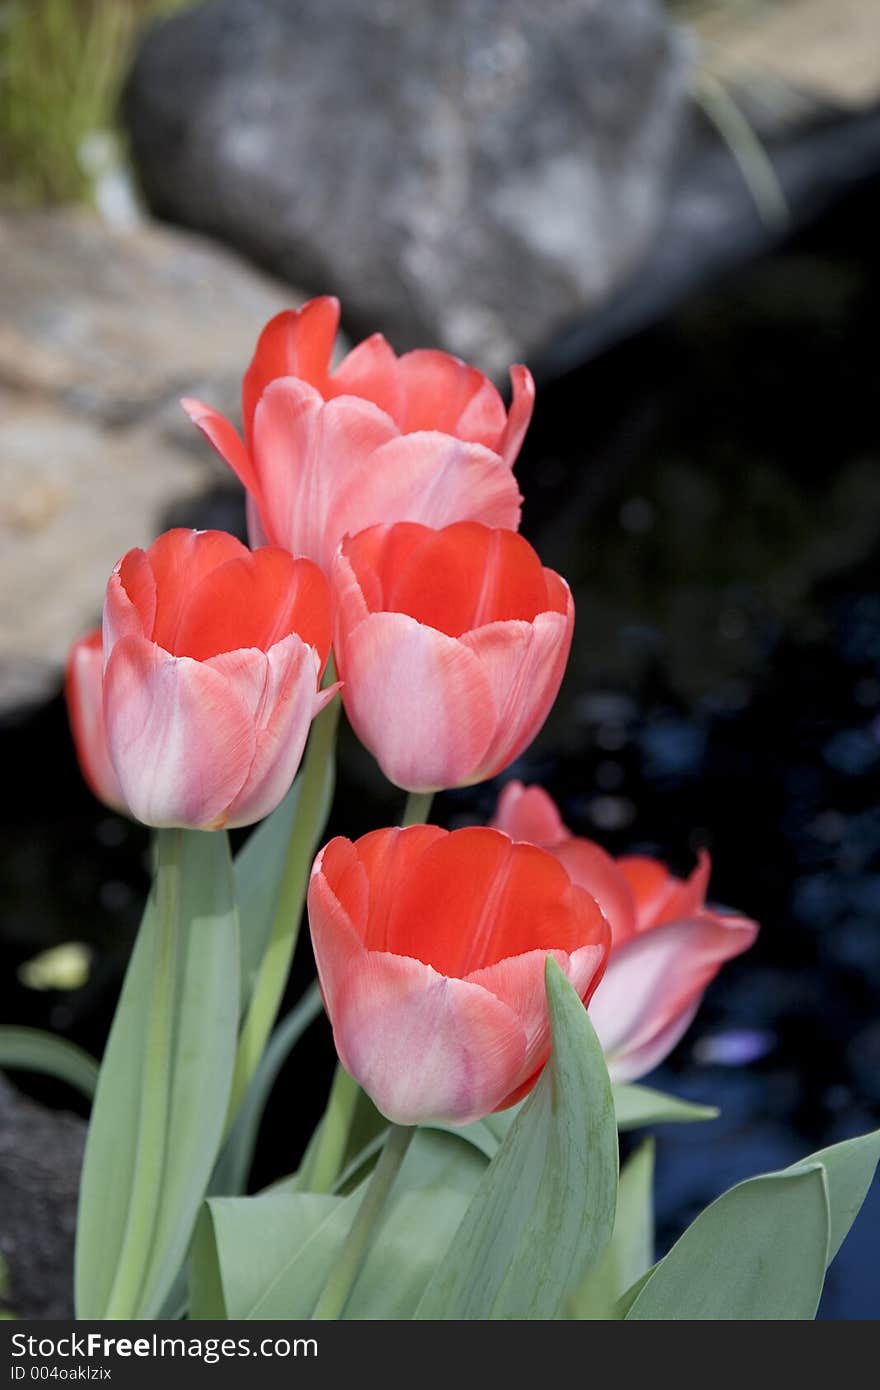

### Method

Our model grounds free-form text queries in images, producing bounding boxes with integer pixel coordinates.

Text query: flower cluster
[66,297,757,1127]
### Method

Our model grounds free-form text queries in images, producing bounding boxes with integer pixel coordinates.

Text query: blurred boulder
[0,1076,84,1319]
[123,0,692,376]
[0,209,302,718]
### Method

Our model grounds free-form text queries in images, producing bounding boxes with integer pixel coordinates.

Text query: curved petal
[332,432,522,547]
[308,827,449,1009]
[618,850,712,932]
[180,398,259,497]
[103,635,255,828]
[104,563,151,658]
[500,364,535,469]
[396,349,508,449]
[470,937,609,1108]
[336,613,496,791]
[329,332,404,421]
[145,529,250,654]
[491,780,567,846]
[376,524,552,637]
[460,601,574,781]
[207,635,326,828]
[252,378,399,565]
[65,630,127,813]
[332,949,527,1125]
[382,828,604,975]
[490,781,638,943]
[588,911,759,1080]
[242,296,340,440]
[173,549,331,669]
[553,839,639,946]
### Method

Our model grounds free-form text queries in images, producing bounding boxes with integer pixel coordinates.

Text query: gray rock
[0,1075,85,1319]
[0,209,304,717]
[124,0,692,376]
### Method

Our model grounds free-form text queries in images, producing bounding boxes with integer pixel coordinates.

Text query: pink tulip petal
[329,333,404,421]
[492,780,568,846]
[332,949,527,1125]
[332,433,522,547]
[180,399,259,497]
[336,612,496,791]
[174,549,331,669]
[146,530,250,655]
[395,349,508,450]
[104,563,152,658]
[242,297,340,440]
[65,630,127,813]
[104,635,255,828]
[587,912,759,1080]
[499,364,535,469]
[206,635,324,828]
[604,998,702,1085]
[553,839,639,946]
[491,783,639,943]
[467,940,606,1100]
[460,603,573,780]
[308,839,371,1016]
[252,379,399,564]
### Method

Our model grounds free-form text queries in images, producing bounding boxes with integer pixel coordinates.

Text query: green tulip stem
[312,1123,415,1320]
[226,659,341,1125]
[401,788,434,827]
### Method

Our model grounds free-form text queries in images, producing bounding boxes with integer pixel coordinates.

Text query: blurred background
[1,0,879,1319]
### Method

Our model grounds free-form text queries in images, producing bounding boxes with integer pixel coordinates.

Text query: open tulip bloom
[181,296,531,574]
[333,521,574,791]
[307,825,610,1125]
[491,781,759,1081]
[54,299,878,1326]
[101,528,334,829]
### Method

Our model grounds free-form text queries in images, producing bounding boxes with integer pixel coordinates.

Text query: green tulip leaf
[613,1082,719,1131]
[75,828,240,1320]
[570,1139,655,1318]
[0,1026,98,1101]
[201,1129,485,1319]
[785,1129,880,1264]
[415,956,619,1319]
[626,1164,830,1320]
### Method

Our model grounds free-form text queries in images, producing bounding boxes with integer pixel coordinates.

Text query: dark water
[2,177,879,1317]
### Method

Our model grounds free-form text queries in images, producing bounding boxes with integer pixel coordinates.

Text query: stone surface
[0,1075,85,1319]
[123,0,692,377]
[0,209,300,717]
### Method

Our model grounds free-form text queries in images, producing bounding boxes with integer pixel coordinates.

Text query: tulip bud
[332,521,575,792]
[307,825,610,1125]
[101,528,335,830]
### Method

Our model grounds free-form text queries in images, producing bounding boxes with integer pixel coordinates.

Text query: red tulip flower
[332,522,574,791]
[492,782,759,1081]
[307,826,610,1125]
[181,297,530,573]
[65,628,127,815]
[102,529,334,830]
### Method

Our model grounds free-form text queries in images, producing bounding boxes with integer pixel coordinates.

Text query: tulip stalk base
[312,1123,415,1320]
